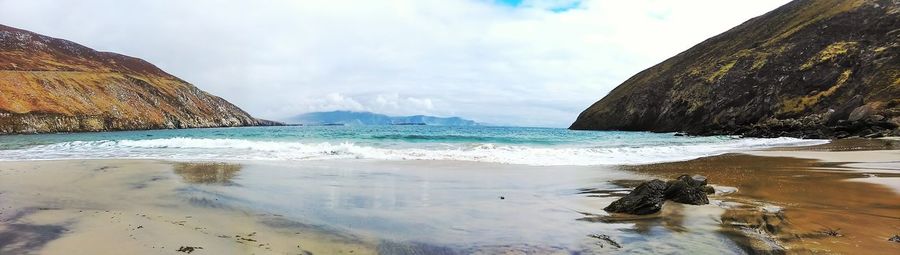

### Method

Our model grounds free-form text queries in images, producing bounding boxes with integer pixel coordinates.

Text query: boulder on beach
[664,180,710,205]
[664,175,711,205]
[889,234,900,243]
[604,175,713,215]
[603,179,667,215]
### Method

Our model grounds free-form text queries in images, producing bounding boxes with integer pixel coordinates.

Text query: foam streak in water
[0,137,826,166]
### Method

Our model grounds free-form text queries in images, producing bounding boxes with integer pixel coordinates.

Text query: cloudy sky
[0,0,789,127]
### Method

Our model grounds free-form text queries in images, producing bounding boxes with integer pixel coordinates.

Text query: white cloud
[296,92,437,118]
[0,0,790,127]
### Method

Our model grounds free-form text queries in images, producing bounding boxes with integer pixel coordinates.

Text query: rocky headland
[571,0,899,139]
[0,24,278,134]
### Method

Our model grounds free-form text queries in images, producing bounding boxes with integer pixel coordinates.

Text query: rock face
[570,0,900,138]
[603,179,668,215]
[0,24,278,134]
[663,175,710,205]
[605,175,712,215]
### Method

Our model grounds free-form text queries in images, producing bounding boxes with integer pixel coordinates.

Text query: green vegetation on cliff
[571,0,899,138]
[0,24,276,134]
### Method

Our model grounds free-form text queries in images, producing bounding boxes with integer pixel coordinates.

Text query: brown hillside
[0,24,276,134]
[571,0,899,138]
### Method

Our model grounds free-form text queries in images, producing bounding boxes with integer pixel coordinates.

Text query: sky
[0,0,790,127]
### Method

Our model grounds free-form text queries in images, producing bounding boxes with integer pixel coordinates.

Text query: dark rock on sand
[605,175,713,215]
[176,246,203,253]
[701,185,716,194]
[588,234,622,249]
[816,227,843,237]
[664,177,710,205]
[682,175,707,187]
[827,95,864,125]
[889,234,900,243]
[603,179,668,215]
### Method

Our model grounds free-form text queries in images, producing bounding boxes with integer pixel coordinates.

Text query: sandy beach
[627,138,900,254]
[1,139,898,254]
[1,159,648,254]
[0,160,375,255]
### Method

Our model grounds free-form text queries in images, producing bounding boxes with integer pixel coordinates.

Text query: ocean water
[0,126,837,253]
[0,126,826,165]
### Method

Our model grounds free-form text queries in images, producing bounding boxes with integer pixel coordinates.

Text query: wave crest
[2,137,826,166]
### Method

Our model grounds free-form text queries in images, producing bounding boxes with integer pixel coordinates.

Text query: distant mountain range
[287,111,478,126]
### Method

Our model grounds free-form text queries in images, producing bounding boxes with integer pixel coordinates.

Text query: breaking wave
[0,137,826,166]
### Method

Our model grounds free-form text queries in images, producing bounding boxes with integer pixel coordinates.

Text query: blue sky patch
[548,1,581,12]
[494,0,524,7]
[493,0,581,12]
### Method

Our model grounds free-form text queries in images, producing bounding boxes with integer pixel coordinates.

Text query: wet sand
[0,158,754,254]
[627,139,900,254]
[0,161,374,255]
[1,139,898,254]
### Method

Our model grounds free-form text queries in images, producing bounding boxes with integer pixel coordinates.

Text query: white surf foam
[0,137,827,166]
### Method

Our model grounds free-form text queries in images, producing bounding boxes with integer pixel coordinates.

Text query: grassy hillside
[0,24,273,134]
[571,0,899,138]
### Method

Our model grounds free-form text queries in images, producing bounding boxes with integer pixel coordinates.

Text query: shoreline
[0,139,897,254]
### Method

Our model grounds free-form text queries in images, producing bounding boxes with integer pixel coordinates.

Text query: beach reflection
[175,160,661,253]
[174,159,766,254]
[173,162,242,185]
[576,188,739,254]
[162,150,899,254]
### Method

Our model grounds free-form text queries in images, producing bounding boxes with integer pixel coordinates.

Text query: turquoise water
[0,126,831,253]
[0,126,824,165]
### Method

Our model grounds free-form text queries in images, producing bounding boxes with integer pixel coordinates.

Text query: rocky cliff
[0,24,277,134]
[570,0,899,139]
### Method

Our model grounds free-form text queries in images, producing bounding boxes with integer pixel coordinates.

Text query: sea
[0,125,826,164]
[0,125,837,253]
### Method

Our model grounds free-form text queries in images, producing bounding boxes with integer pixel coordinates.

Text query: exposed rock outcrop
[604,175,712,215]
[603,179,668,215]
[0,24,279,134]
[570,0,900,138]
[663,175,710,205]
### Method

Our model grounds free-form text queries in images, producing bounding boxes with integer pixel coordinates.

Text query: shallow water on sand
[3,140,896,254]
[171,160,747,254]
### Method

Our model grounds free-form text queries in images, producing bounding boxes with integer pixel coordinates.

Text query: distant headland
[286,111,479,126]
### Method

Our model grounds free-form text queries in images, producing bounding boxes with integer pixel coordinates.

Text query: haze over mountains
[288,111,479,126]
